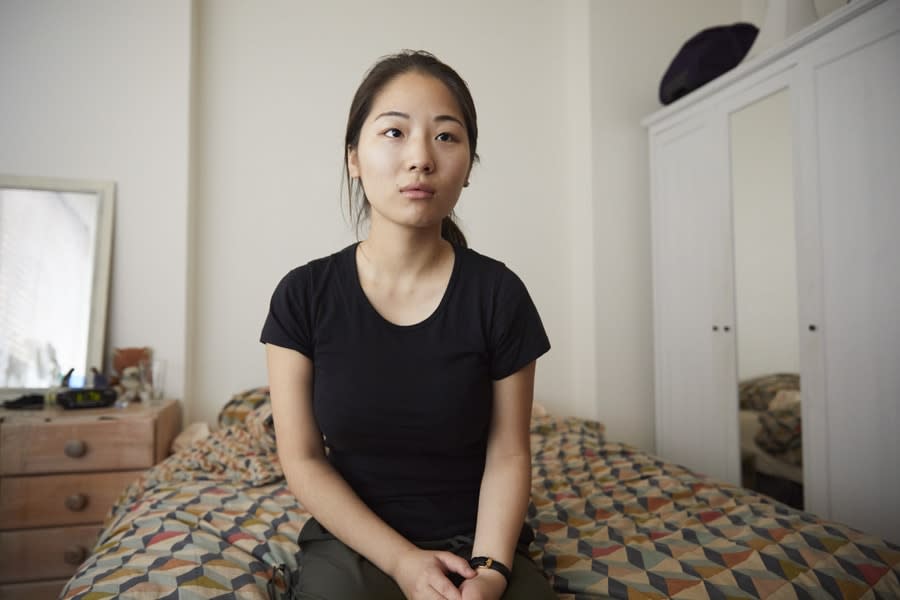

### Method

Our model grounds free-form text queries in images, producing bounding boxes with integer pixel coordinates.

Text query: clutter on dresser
[110,346,165,407]
[0,345,167,411]
[2,367,116,411]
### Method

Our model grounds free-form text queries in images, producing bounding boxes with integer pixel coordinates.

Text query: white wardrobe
[643,0,900,543]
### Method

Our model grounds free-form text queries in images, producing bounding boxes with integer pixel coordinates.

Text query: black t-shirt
[260,242,550,541]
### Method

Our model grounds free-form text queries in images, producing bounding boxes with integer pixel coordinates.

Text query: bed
[62,387,900,599]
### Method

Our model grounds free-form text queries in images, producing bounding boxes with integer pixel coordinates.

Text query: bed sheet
[62,399,899,599]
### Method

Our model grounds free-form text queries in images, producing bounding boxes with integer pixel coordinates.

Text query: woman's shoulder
[460,245,530,277]
[458,245,508,274]
[288,243,355,274]
[275,243,356,288]
[457,245,530,293]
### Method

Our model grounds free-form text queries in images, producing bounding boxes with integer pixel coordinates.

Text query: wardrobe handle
[809,324,817,331]
[712,325,719,331]
[723,326,731,332]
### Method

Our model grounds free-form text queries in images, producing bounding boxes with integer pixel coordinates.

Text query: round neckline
[348,241,460,331]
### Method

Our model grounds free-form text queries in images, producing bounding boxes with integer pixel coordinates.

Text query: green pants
[290,518,557,599]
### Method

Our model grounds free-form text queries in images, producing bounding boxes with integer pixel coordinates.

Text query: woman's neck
[359,223,450,282]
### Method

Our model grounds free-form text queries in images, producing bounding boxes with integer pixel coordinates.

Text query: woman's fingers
[436,551,476,578]
[428,575,462,600]
[398,549,477,600]
[420,561,462,600]
[427,578,462,600]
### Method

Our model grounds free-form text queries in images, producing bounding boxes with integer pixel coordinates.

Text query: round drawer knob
[64,545,88,566]
[65,493,88,512]
[64,439,87,458]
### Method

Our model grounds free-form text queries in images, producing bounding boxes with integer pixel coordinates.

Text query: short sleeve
[260,266,314,359]
[489,268,551,380]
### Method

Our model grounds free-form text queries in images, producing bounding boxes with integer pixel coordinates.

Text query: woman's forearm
[470,452,532,567]
[283,456,417,578]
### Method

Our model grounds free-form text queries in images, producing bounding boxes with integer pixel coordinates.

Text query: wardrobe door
[650,118,739,485]
[805,0,900,543]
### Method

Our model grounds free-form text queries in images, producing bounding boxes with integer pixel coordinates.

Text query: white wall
[3,0,805,452]
[192,0,581,424]
[0,1,193,404]
[589,1,743,451]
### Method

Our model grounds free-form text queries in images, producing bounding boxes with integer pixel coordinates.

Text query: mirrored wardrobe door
[729,87,804,508]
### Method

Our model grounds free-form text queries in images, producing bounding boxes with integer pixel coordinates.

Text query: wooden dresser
[0,399,181,599]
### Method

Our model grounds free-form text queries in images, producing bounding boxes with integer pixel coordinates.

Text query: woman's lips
[400,183,435,199]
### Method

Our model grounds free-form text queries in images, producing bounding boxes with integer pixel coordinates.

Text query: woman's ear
[347,146,360,178]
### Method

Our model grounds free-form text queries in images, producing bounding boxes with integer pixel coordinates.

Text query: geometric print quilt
[529,417,900,599]
[61,391,900,599]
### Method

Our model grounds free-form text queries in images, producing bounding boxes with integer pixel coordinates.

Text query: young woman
[262,50,554,600]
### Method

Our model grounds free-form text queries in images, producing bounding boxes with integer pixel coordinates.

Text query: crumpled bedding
[62,389,899,599]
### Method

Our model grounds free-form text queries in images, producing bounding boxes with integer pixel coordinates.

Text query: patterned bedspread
[62,390,900,599]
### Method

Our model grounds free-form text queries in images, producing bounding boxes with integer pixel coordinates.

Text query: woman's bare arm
[464,361,537,595]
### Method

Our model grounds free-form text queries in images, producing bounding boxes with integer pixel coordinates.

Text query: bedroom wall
[3,1,814,453]
[588,1,743,451]
[0,1,193,403]
[190,0,588,425]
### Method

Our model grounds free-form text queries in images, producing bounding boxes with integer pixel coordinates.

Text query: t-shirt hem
[260,337,313,360]
[490,342,551,381]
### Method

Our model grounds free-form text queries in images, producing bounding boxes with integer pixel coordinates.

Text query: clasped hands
[392,547,507,600]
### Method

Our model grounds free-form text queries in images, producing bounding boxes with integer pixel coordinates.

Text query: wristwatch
[468,556,511,583]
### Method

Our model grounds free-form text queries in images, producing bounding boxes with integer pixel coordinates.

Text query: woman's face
[348,71,471,233]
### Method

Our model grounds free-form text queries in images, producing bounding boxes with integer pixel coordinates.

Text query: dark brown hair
[343,50,478,248]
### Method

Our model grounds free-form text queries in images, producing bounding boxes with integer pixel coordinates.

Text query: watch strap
[468,556,511,583]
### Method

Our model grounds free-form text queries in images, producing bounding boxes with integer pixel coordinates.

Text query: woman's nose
[406,137,434,173]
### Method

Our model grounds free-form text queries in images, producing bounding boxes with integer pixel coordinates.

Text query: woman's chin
[377,211,448,232]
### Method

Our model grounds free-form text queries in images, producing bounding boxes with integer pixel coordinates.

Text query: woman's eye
[384,128,402,138]
[436,132,456,142]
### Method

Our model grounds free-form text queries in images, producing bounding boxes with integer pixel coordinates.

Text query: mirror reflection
[729,89,804,509]
[0,177,114,393]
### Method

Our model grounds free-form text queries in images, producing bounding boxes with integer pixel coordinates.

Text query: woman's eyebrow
[434,114,464,127]
[374,110,409,121]
[374,111,463,127]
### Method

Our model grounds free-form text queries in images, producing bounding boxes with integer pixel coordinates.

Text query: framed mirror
[0,175,115,399]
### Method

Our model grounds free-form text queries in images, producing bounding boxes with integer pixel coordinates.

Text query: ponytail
[441,215,467,248]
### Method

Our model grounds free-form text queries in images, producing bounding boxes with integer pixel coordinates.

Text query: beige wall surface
[5,0,833,452]
[0,0,193,404]
[192,0,577,425]
[589,0,742,450]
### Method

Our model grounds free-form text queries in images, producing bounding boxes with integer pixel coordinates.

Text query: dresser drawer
[0,470,142,529]
[0,415,155,475]
[0,578,68,600]
[0,524,99,583]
